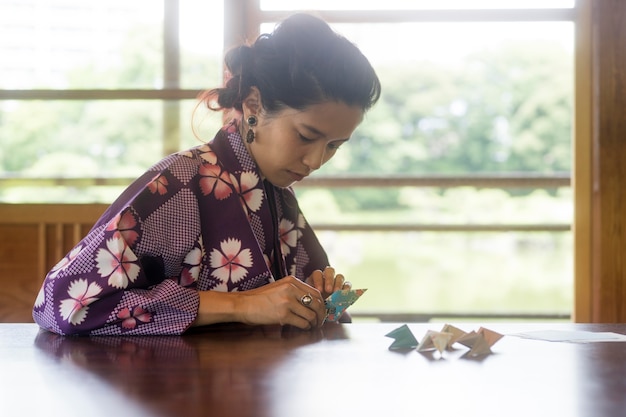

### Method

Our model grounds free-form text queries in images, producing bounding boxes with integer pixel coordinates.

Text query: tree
[1,35,571,207]
[0,23,220,186]
[317,40,572,210]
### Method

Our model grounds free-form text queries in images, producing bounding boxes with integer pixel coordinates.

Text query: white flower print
[279,218,298,255]
[209,238,253,284]
[178,149,194,158]
[235,171,264,213]
[48,245,83,280]
[59,278,103,325]
[34,287,45,308]
[178,143,212,159]
[96,234,140,289]
[199,147,217,164]
[180,237,205,286]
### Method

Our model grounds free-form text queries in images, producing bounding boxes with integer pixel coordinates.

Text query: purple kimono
[32,121,329,335]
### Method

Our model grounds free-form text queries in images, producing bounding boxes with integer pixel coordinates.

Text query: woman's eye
[299,134,314,143]
[328,143,342,150]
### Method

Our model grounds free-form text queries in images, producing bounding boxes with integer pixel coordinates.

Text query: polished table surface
[2,322,626,417]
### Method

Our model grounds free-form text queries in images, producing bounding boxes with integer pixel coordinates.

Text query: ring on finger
[300,294,313,306]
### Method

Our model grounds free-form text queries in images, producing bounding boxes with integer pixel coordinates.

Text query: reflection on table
[1,322,626,417]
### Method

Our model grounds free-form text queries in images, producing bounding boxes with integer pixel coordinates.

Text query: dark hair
[204,13,381,115]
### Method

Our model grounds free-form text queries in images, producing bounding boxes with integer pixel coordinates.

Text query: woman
[32,13,381,335]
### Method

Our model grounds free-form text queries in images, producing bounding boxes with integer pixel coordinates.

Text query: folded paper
[324,288,367,322]
[440,324,467,346]
[385,324,504,357]
[457,327,504,357]
[417,330,453,354]
[385,324,418,350]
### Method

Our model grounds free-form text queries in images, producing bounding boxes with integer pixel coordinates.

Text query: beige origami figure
[416,324,504,357]
[416,330,453,354]
[456,327,504,357]
[440,324,467,348]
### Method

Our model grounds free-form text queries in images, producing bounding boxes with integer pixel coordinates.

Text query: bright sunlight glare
[261,0,575,11]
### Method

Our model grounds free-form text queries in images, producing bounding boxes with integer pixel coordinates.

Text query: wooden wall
[0,204,108,322]
[586,0,626,321]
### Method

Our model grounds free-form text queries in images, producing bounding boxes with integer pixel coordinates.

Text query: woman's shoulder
[145,143,218,176]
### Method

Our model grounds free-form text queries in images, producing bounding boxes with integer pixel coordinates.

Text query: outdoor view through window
[0,0,575,320]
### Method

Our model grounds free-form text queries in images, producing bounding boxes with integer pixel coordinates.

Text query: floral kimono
[32,121,329,335]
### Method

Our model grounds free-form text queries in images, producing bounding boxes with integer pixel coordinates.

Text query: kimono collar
[210,119,260,177]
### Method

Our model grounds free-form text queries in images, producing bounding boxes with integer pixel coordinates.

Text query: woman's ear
[242,86,262,115]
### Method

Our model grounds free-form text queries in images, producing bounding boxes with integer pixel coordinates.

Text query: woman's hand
[305,266,351,300]
[193,271,349,330]
[233,276,326,330]
[236,277,326,329]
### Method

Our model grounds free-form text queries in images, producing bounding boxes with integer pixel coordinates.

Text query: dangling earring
[246,115,257,144]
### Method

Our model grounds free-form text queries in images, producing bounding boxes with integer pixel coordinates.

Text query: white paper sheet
[510,330,626,343]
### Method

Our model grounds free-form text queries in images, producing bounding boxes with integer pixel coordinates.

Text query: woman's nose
[302,144,327,171]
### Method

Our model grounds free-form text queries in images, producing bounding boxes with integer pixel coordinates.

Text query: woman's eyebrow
[301,123,327,138]
[301,123,350,141]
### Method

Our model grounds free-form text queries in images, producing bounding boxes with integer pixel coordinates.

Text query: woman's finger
[305,270,324,294]
[323,266,337,294]
[295,291,326,328]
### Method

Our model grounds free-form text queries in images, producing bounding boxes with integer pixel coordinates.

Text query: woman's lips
[288,171,306,182]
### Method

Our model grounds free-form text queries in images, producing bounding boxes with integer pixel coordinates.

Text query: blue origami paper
[324,288,367,322]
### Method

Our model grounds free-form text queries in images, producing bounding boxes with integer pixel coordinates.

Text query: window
[0,0,224,201]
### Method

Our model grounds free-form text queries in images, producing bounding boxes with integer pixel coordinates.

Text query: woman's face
[243,99,364,188]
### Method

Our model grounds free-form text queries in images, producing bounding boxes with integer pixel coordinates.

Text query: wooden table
[1,322,626,417]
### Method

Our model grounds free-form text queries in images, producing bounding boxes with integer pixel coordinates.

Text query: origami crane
[324,288,367,322]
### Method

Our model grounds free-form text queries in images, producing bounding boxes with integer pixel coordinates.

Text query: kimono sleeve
[32,164,203,336]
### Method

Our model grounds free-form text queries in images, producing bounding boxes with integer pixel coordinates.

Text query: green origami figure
[385,324,418,350]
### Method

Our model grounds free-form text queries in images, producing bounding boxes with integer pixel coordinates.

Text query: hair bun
[225,44,254,77]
